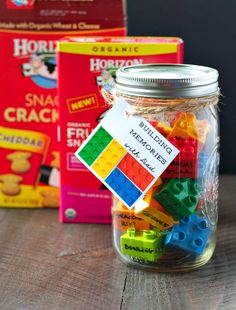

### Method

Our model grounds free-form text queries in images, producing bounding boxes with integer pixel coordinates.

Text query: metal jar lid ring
[115,64,219,98]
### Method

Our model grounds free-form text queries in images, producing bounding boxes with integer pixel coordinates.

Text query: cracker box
[0,1,126,208]
[57,37,183,223]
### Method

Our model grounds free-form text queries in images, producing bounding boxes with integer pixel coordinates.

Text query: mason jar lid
[115,64,219,98]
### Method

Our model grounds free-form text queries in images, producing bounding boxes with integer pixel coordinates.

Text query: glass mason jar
[112,64,220,272]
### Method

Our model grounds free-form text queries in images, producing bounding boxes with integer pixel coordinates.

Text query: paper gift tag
[75,98,179,209]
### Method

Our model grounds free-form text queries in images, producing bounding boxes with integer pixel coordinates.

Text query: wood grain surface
[0,175,235,310]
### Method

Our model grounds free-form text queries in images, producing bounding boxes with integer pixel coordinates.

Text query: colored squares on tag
[105,168,142,207]
[118,153,154,191]
[92,140,126,179]
[78,127,112,166]
[76,125,159,208]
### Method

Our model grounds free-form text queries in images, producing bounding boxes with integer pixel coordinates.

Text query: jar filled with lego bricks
[112,64,220,271]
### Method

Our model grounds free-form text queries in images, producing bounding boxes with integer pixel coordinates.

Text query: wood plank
[0,175,235,310]
[0,209,127,310]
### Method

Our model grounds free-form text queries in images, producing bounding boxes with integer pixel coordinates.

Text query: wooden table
[0,175,235,310]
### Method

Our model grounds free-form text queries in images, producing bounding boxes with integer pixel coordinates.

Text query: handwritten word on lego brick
[75,98,179,209]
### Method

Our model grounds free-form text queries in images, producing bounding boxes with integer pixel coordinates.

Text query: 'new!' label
[67,94,99,114]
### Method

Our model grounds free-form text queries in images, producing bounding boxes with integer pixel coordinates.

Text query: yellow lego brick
[135,200,174,231]
[92,139,126,179]
[168,112,198,140]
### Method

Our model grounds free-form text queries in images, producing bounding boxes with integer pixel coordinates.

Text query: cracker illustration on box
[7,151,32,174]
[40,188,59,208]
[0,174,23,196]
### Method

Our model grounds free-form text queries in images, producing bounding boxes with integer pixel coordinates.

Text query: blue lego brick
[164,214,212,255]
[105,168,142,207]
[198,152,208,178]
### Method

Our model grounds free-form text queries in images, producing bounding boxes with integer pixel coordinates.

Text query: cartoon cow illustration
[21,54,57,81]
[95,68,116,93]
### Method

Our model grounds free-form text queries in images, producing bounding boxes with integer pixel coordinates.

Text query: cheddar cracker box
[58,37,183,223]
[0,1,126,208]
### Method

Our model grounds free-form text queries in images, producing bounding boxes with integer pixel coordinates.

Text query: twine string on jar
[101,88,221,120]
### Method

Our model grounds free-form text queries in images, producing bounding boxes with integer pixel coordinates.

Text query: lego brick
[146,177,163,197]
[113,201,150,231]
[105,168,142,207]
[143,177,163,207]
[198,152,208,178]
[196,119,211,149]
[164,214,212,255]
[92,140,126,179]
[168,112,198,140]
[162,137,198,178]
[117,153,154,191]
[150,121,172,137]
[134,177,173,230]
[78,126,113,166]
[139,178,177,220]
[135,200,174,231]
[143,178,183,219]
[153,178,198,221]
[120,228,166,261]
[168,113,211,149]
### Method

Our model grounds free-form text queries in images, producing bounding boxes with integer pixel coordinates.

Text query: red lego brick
[118,153,154,191]
[162,137,199,178]
[149,120,172,138]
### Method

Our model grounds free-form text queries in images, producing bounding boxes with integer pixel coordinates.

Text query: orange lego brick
[117,153,154,191]
[143,177,164,208]
[113,201,150,231]
[144,178,163,202]
[152,177,163,190]
[196,119,211,149]
[92,139,126,179]
[135,200,174,231]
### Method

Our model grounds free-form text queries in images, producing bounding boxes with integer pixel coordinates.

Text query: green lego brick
[153,178,198,221]
[152,228,168,246]
[120,228,165,262]
[78,126,113,166]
